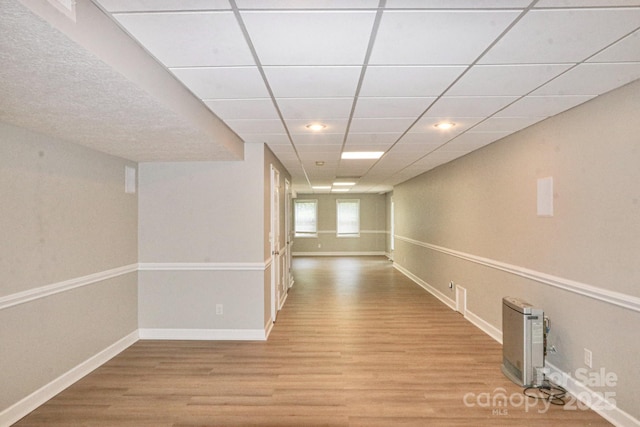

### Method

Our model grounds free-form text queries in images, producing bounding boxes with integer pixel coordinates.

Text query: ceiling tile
[471,116,545,132]
[236,0,379,8]
[349,118,416,133]
[589,29,640,63]
[447,64,573,96]
[291,133,344,145]
[370,10,520,65]
[425,96,518,117]
[387,0,531,7]
[277,98,353,120]
[171,67,269,99]
[114,12,254,67]
[359,66,466,97]
[263,66,361,98]
[241,11,376,66]
[532,63,640,95]
[480,9,640,64]
[98,0,230,12]
[353,97,436,118]
[237,133,289,144]
[204,98,279,120]
[535,0,640,7]
[494,95,595,117]
[346,133,401,145]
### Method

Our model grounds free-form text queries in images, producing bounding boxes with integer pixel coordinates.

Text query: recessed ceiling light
[306,123,326,131]
[341,151,384,160]
[434,122,455,130]
[332,188,350,192]
[312,186,331,190]
[315,161,325,166]
[333,182,355,186]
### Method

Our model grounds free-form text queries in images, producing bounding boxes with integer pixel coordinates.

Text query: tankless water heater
[501,296,545,387]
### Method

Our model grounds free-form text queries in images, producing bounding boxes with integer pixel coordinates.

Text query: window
[294,199,318,237]
[336,199,360,237]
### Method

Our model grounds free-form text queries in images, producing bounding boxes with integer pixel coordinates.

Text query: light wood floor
[15,256,610,426]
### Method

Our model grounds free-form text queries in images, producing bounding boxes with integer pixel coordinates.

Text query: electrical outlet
[584,348,593,368]
[216,304,223,315]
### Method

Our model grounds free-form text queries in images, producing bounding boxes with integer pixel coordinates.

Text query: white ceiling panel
[241,11,376,66]
[360,66,466,97]
[236,0,379,9]
[204,99,279,120]
[8,0,640,194]
[589,30,640,63]
[114,12,254,67]
[387,0,531,8]
[349,118,417,133]
[263,66,362,98]
[447,64,573,96]
[480,9,640,64]
[354,97,436,118]
[99,0,230,12]
[370,11,521,65]
[346,133,402,145]
[171,67,269,99]
[471,117,545,133]
[494,95,595,118]
[535,0,640,7]
[425,96,518,118]
[532,63,640,96]
[291,134,344,145]
[277,98,354,120]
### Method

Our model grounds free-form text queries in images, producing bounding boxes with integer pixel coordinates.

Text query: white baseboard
[264,320,275,340]
[0,330,139,427]
[138,328,267,341]
[394,262,639,427]
[393,262,456,310]
[464,309,503,344]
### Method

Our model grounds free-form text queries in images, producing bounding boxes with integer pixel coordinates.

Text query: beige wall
[392,79,640,420]
[292,193,387,255]
[0,122,138,413]
[138,143,290,334]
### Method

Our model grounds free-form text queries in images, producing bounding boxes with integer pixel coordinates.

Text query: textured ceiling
[0,0,243,162]
[3,0,640,193]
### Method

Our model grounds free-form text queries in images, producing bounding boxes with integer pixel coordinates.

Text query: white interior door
[270,165,281,322]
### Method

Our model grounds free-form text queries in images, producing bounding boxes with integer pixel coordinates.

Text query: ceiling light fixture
[312,186,331,190]
[434,121,455,130]
[341,151,384,160]
[333,182,355,186]
[315,161,325,166]
[306,123,326,131]
[332,188,350,193]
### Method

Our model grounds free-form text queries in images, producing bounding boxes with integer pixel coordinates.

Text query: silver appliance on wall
[501,296,545,387]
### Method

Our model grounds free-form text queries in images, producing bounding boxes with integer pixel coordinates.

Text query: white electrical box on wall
[537,176,554,217]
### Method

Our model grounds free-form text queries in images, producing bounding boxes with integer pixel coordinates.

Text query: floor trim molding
[0,331,139,427]
[138,328,267,341]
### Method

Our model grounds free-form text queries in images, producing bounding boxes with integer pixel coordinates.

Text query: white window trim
[336,199,360,238]
[294,199,318,238]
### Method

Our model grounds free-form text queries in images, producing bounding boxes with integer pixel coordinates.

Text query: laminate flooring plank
[13,256,611,426]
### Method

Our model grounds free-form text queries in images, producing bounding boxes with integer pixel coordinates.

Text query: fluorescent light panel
[341,151,384,159]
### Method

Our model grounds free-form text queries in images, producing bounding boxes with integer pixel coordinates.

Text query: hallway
[15,257,610,426]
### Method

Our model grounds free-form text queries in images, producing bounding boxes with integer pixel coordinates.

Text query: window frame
[293,199,318,238]
[336,199,360,238]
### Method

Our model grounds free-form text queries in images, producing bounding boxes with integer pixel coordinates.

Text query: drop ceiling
[4,0,640,194]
